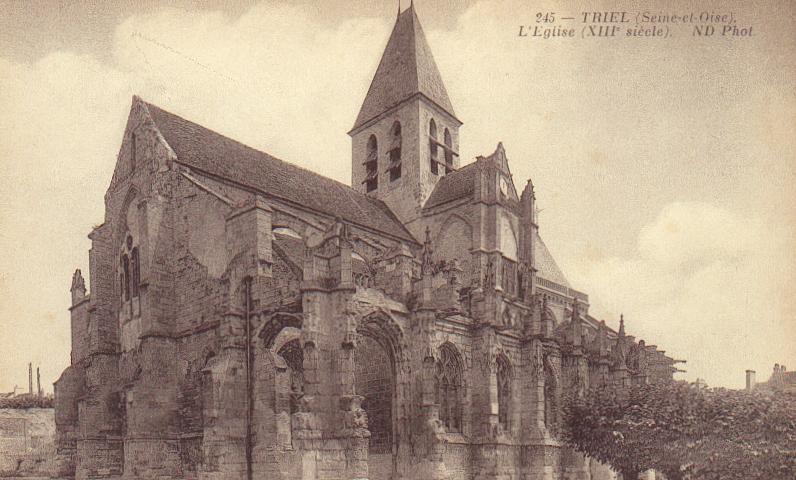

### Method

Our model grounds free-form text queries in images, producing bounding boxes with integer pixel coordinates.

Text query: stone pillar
[123,336,181,479]
[521,338,547,442]
[200,312,248,480]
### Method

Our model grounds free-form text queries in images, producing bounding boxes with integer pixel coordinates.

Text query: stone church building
[54,4,680,480]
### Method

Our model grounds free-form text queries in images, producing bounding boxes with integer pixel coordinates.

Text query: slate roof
[142,100,416,243]
[423,162,479,209]
[534,233,572,288]
[352,4,458,132]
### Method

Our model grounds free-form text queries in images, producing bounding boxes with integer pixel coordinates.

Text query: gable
[108,97,175,192]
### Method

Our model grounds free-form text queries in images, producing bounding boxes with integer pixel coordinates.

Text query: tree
[0,393,54,409]
[562,382,796,480]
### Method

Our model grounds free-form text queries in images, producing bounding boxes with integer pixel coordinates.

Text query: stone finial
[70,269,87,305]
[484,259,496,289]
[421,226,434,275]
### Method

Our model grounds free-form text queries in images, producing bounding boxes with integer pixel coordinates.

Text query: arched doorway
[354,314,402,479]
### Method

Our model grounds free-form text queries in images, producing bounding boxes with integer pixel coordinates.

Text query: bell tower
[349,3,462,233]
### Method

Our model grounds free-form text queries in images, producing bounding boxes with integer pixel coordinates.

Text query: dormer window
[387,121,402,182]
[444,128,453,174]
[363,135,378,192]
[429,119,439,175]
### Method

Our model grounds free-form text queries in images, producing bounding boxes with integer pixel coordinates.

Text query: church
[54,4,681,479]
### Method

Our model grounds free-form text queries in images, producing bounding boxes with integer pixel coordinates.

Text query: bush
[0,394,54,409]
[562,383,796,479]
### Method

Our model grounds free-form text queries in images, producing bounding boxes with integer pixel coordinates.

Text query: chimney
[745,369,756,392]
[28,363,32,395]
[36,367,41,397]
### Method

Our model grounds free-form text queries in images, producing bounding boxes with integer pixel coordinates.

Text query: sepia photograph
[0,1,793,479]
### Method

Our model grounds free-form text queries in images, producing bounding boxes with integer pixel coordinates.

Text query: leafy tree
[562,382,796,480]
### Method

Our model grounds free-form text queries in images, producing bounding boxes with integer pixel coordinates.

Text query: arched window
[122,254,130,302]
[436,343,463,432]
[387,121,402,182]
[364,134,378,193]
[429,119,439,175]
[444,128,453,174]
[130,247,140,298]
[496,355,512,432]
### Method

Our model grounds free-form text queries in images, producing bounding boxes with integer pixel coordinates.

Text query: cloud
[561,201,796,388]
[638,202,756,272]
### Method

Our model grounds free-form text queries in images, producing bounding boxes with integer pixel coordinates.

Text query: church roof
[351,4,458,132]
[423,162,479,209]
[534,233,572,288]
[142,100,416,243]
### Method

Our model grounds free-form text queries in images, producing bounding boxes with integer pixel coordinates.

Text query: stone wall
[0,408,55,475]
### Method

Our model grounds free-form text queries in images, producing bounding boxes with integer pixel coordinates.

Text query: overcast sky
[0,0,794,393]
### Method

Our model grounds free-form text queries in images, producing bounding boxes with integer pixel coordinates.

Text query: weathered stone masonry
[55,4,680,480]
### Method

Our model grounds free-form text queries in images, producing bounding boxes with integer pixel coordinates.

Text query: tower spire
[350,5,458,133]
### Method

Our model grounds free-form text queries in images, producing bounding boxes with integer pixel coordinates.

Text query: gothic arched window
[121,254,130,302]
[444,128,453,174]
[496,355,512,432]
[543,358,559,436]
[119,271,125,303]
[436,343,463,432]
[429,119,439,175]
[130,247,140,298]
[388,121,402,182]
[364,134,378,193]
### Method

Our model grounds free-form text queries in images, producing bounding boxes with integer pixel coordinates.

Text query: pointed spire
[618,314,625,337]
[71,269,87,305]
[351,3,458,133]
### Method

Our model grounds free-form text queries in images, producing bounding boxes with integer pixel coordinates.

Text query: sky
[0,0,794,393]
